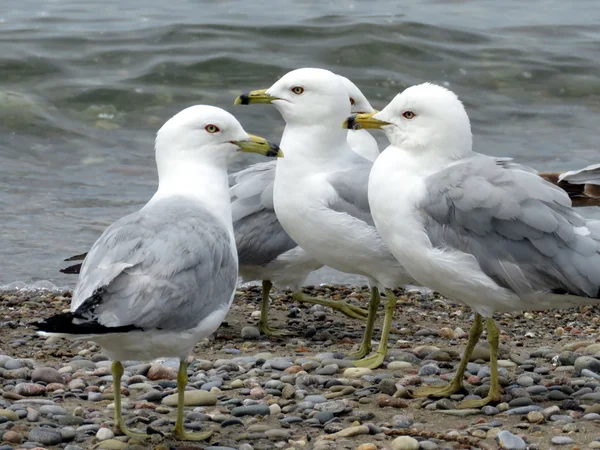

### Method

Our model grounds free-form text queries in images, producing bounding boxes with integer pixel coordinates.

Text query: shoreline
[0,285,599,449]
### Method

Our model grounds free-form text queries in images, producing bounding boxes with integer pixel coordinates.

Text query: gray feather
[73,196,237,331]
[421,154,600,300]
[327,156,375,226]
[229,161,298,266]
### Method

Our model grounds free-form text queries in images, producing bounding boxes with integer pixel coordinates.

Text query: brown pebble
[2,430,23,444]
[376,394,409,408]
[284,365,303,374]
[146,365,177,381]
[45,383,66,392]
[357,444,377,450]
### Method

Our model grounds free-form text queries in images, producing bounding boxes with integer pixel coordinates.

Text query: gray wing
[421,154,600,299]
[230,161,297,266]
[326,155,375,226]
[72,196,237,331]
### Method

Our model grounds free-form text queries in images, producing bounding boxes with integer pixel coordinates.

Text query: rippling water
[2,0,600,288]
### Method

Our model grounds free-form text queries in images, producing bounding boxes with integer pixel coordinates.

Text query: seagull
[230,74,379,335]
[348,82,600,408]
[35,105,282,439]
[235,68,417,369]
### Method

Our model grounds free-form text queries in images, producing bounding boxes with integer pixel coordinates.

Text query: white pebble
[96,427,114,441]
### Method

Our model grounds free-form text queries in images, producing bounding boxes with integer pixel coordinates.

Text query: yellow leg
[291,291,368,320]
[413,313,483,397]
[346,287,379,358]
[458,318,502,409]
[172,361,213,441]
[353,288,397,369]
[112,361,150,439]
[258,280,294,336]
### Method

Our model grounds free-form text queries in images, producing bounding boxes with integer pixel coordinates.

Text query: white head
[338,75,375,114]
[235,68,351,128]
[347,83,473,158]
[155,105,281,170]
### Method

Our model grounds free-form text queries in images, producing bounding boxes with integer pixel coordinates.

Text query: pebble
[231,405,271,417]
[28,427,63,446]
[162,390,217,406]
[333,425,369,437]
[31,366,64,384]
[551,436,575,445]
[496,430,527,449]
[96,428,115,441]
[343,367,372,378]
[574,356,600,374]
[391,436,419,450]
[241,326,260,340]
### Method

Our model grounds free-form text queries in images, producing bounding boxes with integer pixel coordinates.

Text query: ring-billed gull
[235,68,417,369]
[231,75,378,335]
[35,105,282,440]
[349,83,600,408]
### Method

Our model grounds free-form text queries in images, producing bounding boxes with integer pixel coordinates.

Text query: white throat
[151,155,233,234]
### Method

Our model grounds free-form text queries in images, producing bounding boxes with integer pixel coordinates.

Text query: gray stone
[241,326,260,340]
[418,364,440,376]
[314,411,335,424]
[31,367,63,384]
[496,430,526,449]
[557,351,578,366]
[231,405,270,417]
[28,427,63,446]
[314,400,346,414]
[574,356,600,374]
[269,358,293,371]
[551,436,575,445]
[378,379,397,396]
[391,414,414,428]
[39,405,68,416]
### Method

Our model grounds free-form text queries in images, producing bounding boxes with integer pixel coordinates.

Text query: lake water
[1,0,599,289]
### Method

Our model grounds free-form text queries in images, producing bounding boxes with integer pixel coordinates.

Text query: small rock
[387,361,412,370]
[496,430,526,449]
[241,326,260,340]
[344,367,373,378]
[551,436,574,445]
[334,425,369,437]
[0,409,19,421]
[574,356,600,374]
[2,430,23,444]
[357,445,378,450]
[14,383,46,396]
[231,405,270,417]
[31,367,64,384]
[391,436,419,450]
[96,428,115,441]
[162,390,216,406]
[27,427,63,446]
[527,411,544,423]
[147,365,177,380]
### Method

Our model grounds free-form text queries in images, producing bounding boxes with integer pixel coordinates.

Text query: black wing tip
[59,263,82,274]
[33,313,141,335]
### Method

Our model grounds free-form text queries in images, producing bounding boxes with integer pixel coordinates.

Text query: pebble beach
[1,285,600,449]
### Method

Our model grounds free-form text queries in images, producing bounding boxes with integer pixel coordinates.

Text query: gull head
[235,68,351,126]
[338,75,375,114]
[155,105,282,165]
[345,83,472,156]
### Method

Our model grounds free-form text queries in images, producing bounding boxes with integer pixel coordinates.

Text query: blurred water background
[2,0,600,289]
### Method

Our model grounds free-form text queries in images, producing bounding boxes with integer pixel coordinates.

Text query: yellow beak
[343,112,391,130]
[234,89,280,105]
[232,134,283,158]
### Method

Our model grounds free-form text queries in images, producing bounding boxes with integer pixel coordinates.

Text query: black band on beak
[237,94,251,105]
[345,115,359,130]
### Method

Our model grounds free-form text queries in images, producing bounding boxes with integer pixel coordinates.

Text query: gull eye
[402,111,415,119]
[350,97,356,106]
[291,86,304,95]
[205,124,220,133]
